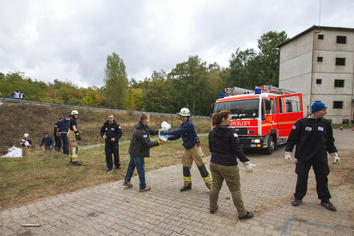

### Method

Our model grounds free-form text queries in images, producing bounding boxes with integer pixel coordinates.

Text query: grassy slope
[0,102,211,209]
[0,136,211,210]
[0,102,211,154]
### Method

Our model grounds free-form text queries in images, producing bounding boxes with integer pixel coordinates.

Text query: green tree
[257,31,288,86]
[128,87,144,111]
[104,52,129,109]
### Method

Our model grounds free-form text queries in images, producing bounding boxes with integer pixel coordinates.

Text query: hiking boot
[123,180,133,188]
[210,205,218,214]
[238,211,254,220]
[291,199,302,207]
[139,186,151,192]
[180,184,192,192]
[321,201,337,211]
[71,161,82,166]
[106,169,113,173]
[113,167,120,171]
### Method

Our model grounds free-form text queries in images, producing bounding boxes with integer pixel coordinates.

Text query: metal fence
[0,97,210,119]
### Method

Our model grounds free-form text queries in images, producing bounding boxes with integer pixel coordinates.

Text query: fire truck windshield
[214,99,259,119]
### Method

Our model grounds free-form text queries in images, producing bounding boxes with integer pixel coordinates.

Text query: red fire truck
[213,85,303,154]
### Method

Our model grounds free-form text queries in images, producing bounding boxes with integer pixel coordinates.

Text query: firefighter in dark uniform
[285,101,340,211]
[58,117,70,155]
[67,110,81,165]
[54,117,63,152]
[100,114,123,172]
[160,107,213,191]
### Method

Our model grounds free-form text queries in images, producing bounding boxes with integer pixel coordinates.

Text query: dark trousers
[54,135,62,152]
[61,133,69,155]
[294,151,331,202]
[124,157,146,190]
[105,141,120,169]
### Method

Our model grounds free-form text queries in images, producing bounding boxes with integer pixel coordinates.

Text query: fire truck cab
[213,85,303,154]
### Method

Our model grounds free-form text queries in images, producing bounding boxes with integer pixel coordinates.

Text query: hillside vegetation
[0,102,211,154]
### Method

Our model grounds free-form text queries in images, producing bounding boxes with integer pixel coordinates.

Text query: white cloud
[0,0,353,87]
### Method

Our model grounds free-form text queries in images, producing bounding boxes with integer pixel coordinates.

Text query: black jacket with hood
[208,125,249,166]
[128,121,159,158]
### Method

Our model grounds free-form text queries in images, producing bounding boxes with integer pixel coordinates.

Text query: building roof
[278,25,354,48]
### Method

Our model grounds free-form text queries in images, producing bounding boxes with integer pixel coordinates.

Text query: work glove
[75,131,81,141]
[160,130,168,135]
[285,152,292,162]
[157,140,165,145]
[329,152,340,164]
[243,161,256,172]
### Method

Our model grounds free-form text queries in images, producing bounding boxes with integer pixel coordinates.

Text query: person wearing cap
[40,132,54,151]
[54,117,63,152]
[20,133,32,156]
[67,110,82,165]
[160,107,213,192]
[100,114,123,173]
[285,101,340,211]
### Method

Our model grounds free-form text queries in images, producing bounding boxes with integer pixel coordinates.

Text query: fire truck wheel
[264,135,275,155]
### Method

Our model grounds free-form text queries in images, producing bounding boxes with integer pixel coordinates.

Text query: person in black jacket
[40,132,54,151]
[208,110,255,220]
[123,113,163,192]
[285,101,340,211]
[100,114,123,172]
[53,117,63,152]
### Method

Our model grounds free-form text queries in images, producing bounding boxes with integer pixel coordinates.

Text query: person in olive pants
[208,110,256,220]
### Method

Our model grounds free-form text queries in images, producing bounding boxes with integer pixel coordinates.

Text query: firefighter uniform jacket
[285,116,337,162]
[167,119,198,149]
[128,121,159,158]
[58,118,70,133]
[100,121,123,143]
[54,121,60,136]
[209,125,249,166]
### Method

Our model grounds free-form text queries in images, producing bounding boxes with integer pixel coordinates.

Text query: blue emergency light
[255,88,261,94]
[219,93,225,98]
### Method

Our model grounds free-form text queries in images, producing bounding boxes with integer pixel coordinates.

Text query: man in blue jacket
[161,108,212,191]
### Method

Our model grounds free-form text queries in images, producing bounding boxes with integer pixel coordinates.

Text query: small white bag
[159,121,171,142]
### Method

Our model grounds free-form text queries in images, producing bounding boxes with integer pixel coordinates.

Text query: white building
[279,25,354,124]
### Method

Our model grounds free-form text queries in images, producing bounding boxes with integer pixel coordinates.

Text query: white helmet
[179,107,190,117]
[71,110,79,116]
[24,133,29,138]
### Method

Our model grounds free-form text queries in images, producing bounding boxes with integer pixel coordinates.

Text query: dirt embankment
[0,103,211,154]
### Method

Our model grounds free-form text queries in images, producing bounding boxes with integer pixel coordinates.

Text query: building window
[317,57,323,62]
[334,79,344,87]
[318,34,324,40]
[316,79,322,84]
[333,101,343,109]
[336,36,347,44]
[336,58,345,66]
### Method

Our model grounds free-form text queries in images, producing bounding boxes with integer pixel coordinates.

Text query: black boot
[180,184,192,192]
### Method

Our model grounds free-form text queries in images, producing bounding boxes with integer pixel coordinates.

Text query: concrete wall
[279,28,354,124]
[279,31,313,116]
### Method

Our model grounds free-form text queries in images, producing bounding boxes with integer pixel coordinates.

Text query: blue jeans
[124,157,146,190]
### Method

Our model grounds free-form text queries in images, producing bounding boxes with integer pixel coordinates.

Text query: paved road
[0,130,353,235]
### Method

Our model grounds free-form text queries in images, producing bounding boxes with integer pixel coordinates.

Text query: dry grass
[0,136,211,210]
[0,102,211,154]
